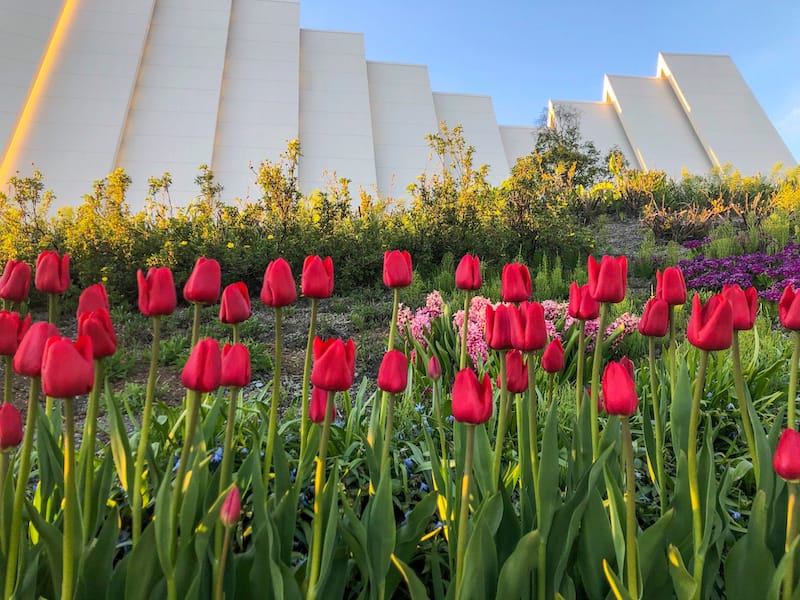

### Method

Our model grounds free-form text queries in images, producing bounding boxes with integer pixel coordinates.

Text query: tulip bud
[13,322,60,377]
[513,301,547,352]
[309,386,334,423]
[383,250,413,289]
[656,267,687,306]
[501,349,528,393]
[260,258,297,307]
[0,403,23,449]
[35,250,70,295]
[181,338,222,393]
[183,257,221,304]
[219,282,251,324]
[77,283,110,318]
[138,267,177,317]
[602,360,638,416]
[377,349,408,394]
[221,343,251,388]
[568,282,600,320]
[77,309,117,359]
[501,263,531,303]
[541,339,564,373]
[687,294,733,351]
[455,254,482,291]
[780,286,800,331]
[587,255,627,303]
[0,310,31,356]
[637,296,669,337]
[220,486,241,526]
[427,355,442,381]
[451,368,493,424]
[774,428,800,482]
[41,336,95,398]
[722,284,758,331]
[485,304,518,350]
[0,260,31,304]
[301,255,334,299]
[311,337,356,392]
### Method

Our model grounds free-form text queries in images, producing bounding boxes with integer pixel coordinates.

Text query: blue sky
[300,0,800,162]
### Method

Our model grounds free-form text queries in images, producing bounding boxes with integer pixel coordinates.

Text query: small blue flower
[172,456,180,473]
[290,467,297,483]
[707,392,713,398]
[726,403,735,411]
[446,415,455,424]
[419,481,429,492]
[404,458,414,469]
[240,447,249,455]
[415,403,424,412]
[210,447,223,464]
[730,510,741,520]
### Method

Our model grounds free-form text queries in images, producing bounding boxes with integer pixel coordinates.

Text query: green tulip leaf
[724,490,775,600]
[105,385,133,494]
[392,555,431,600]
[495,530,540,600]
[123,523,161,600]
[669,362,692,458]
[460,514,497,600]
[639,509,674,599]
[76,507,119,599]
[602,559,634,600]
[367,470,397,592]
[667,544,697,600]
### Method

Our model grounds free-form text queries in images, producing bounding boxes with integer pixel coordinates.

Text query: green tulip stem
[459,291,472,370]
[190,302,201,349]
[369,288,400,458]
[232,323,239,345]
[784,482,799,600]
[789,331,800,431]
[47,292,58,325]
[300,298,318,463]
[492,350,510,491]
[589,303,609,461]
[62,396,77,600]
[731,331,759,487]
[668,305,677,392]
[214,524,233,600]
[170,389,201,565]
[81,358,104,541]
[647,338,667,516]
[387,288,400,353]
[525,355,546,600]
[687,349,709,597]
[3,355,11,405]
[263,306,282,490]
[455,424,475,600]
[381,392,395,474]
[432,380,447,468]
[575,319,586,414]
[306,391,334,600]
[621,417,639,599]
[546,373,555,408]
[4,377,39,599]
[0,452,7,553]
[132,315,161,547]
[216,385,240,559]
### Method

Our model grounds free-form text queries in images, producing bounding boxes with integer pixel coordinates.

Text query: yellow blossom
[227,242,234,249]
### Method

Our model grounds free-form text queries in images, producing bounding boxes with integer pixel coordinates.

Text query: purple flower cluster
[682,237,711,250]
[678,242,800,301]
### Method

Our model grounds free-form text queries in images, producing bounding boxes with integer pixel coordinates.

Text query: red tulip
[221,343,251,388]
[619,355,635,379]
[0,403,23,449]
[35,250,70,295]
[774,428,800,482]
[219,282,251,324]
[513,301,547,351]
[301,255,334,299]
[77,309,117,359]
[587,255,627,303]
[183,257,221,304]
[500,349,528,393]
[13,322,59,377]
[455,254,482,291]
[220,486,241,526]
[0,310,30,356]
[41,336,94,398]
[427,355,442,380]
[637,296,669,337]
[452,368,493,424]
[485,304,518,350]
[260,258,297,307]
[309,386,334,423]
[541,339,564,373]
[568,282,600,320]
[137,267,177,317]
[77,284,110,318]
[377,349,408,394]
[780,286,800,331]
[311,337,356,392]
[383,250,413,288]
[601,360,638,417]
[181,338,221,393]
[0,260,31,304]
[501,263,532,303]
[722,284,758,331]
[687,294,733,351]
[656,267,687,306]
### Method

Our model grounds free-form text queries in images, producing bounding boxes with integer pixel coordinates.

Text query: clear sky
[300,0,800,163]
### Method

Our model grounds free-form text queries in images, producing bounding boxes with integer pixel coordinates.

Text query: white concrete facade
[0,1,795,209]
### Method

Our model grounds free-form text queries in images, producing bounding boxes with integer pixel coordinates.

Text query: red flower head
[656,267,687,306]
[35,251,70,295]
[455,254,482,291]
[309,386,335,423]
[588,255,627,303]
[260,258,297,307]
[41,336,95,398]
[601,360,638,417]
[637,296,669,337]
[13,322,59,377]
[687,294,733,351]
[774,429,800,482]
[137,267,177,317]
[219,282,251,324]
[568,282,601,320]
[311,337,356,392]
[452,368,493,424]
[183,257,221,304]
[77,309,117,359]
[541,338,564,374]
[501,263,532,303]
[0,310,30,356]
[499,349,528,394]
[383,250,413,288]
[485,304,519,351]
[0,260,31,304]
[427,355,442,381]
[221,343,251,388]
[0,403,23,449]
[181,338,222,393]
[302,255,334,299]
[377,349,408,394]
[722,284,758,331]
[513,301,547,352]
[220,486,241,526]
[77,283,110,318]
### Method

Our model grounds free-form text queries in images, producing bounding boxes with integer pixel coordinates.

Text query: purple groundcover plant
[678,242,800,301]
